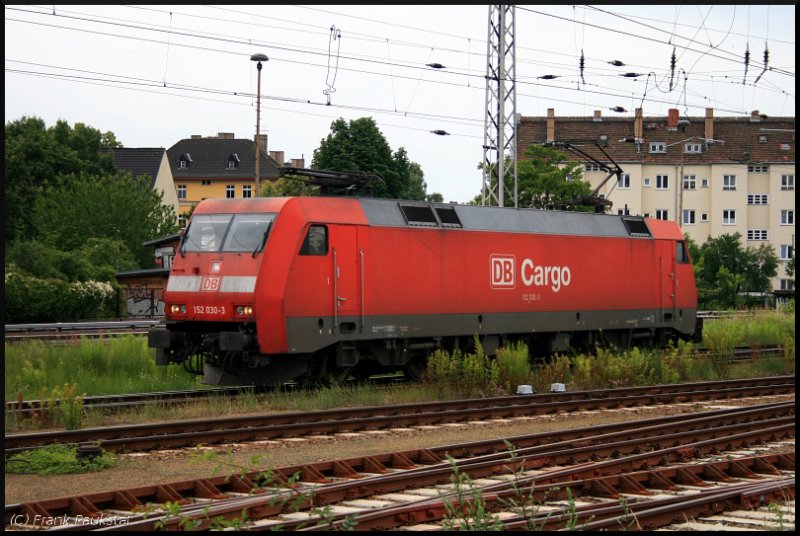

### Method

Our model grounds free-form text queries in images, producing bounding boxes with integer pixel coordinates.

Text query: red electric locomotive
[149,197,701,385]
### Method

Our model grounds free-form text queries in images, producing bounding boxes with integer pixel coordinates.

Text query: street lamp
[251,53,268,197]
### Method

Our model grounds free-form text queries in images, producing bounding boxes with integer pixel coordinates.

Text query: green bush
[495,341,533,390]
[4,269,116,322]
[5,445,116,475]
[425,338,501,397]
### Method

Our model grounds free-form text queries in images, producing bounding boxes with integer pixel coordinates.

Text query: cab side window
[676,241,689,264]
[300,225,328,256]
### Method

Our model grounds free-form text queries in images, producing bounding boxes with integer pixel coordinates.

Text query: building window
[722,209,736,225]
[748,164,769,173]
[781,175,795,190]
[201,180,211,186]
[722,175,736,191]
[683,175,696,190]
[684,143,702,153]
[178,214,187,228]
[780,279,795,291]
[226,185,235,199]
[701,178,709,188]
[700,212,709,222]
[584,164,602,172]
[179,160,187,169]
[746,229,768,240]
[617,174,630,189]
[781,143,791,151]
[758,135,767,143]
[227,160,236,169]
[747,194,769,205]
[656,175,669,190]
[177,185,186,199]
[682,210,695,225]
[649,142,666,153]
[655,209,669,220]
[781,210,794,225]
[242,185,252,199]
[643,178,651,187]
[780,245,794,260]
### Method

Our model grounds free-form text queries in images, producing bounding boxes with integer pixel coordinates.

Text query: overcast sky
[5,5,796,203]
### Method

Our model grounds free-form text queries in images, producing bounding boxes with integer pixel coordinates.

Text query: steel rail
[6,374,793,416]
[5,381,794,454]
[5,402,794,530]
[84,411,795,531]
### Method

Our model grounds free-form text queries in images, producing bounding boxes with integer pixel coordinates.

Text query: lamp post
[251,53,268,197]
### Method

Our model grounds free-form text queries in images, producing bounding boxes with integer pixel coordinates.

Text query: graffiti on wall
[124,282,166,317]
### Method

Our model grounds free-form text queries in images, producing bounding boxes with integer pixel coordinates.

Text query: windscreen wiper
[252,222,273,258]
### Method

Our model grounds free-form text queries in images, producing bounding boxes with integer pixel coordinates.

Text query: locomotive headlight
[170,304,187,315]
[234,305,254,317]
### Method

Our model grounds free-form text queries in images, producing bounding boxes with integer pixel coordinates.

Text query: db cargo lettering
[491,255,572,292]
[520,259,571,292]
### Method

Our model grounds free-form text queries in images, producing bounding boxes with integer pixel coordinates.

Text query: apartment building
[517,108,795,292]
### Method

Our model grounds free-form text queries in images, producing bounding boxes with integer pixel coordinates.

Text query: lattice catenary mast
[482,5,517,207]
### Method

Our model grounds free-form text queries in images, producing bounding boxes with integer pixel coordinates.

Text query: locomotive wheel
[300,354,353,387]
[402,355,428,382]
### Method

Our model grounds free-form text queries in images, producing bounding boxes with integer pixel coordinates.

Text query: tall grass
[425,310,794,397]
[5,336,200,400]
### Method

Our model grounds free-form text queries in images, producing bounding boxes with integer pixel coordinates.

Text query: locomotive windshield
[182,213,276,253]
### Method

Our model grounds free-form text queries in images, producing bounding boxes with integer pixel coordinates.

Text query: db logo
[201,276,221,291]
[490,255,515,288]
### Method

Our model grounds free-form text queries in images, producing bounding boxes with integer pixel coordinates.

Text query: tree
[4,116,116,245]
[32,172,178,267]
[312,117,440,200]
[694,233,778,309]
[260,176,317,197]
[475,145,592,209]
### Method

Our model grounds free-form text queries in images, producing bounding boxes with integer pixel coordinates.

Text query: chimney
[704,108,714,140]
[546,108,555,142]
[269,150,285,167]
[634,108,643,139]
[593,110,602,122]
[256,134,268,156]
[191,134,202,139]
[667,109,679,129]
[217,132,235,139]
[291,158,305,169]
[750,110,761,122]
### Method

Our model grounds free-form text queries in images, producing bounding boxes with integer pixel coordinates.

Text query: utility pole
[251,53,268,197]
[482,5,517,207]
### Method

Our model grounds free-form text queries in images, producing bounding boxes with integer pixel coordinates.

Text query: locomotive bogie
[149,197,700,386]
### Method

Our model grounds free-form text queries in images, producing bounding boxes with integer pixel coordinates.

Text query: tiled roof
[166,138,281,180]
[106,148,167,188]
[517,113,795,166]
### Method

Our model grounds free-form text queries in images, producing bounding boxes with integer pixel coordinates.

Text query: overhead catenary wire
[5,11,790,117]
[5,5,794,123]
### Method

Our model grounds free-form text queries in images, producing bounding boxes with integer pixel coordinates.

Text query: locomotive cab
[148,204,279,383]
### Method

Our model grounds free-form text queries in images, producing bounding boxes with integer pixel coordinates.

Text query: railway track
[5,376,794,455]
[5,347,788,419]
[5,401,794,531]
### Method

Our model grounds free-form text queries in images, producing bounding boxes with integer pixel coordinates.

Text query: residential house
[166,133,286,225]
